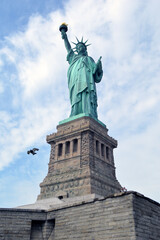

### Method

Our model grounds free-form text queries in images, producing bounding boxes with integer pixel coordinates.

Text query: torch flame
[61,22,68,26]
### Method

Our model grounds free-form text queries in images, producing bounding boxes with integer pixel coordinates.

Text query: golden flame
[61,22,68,26]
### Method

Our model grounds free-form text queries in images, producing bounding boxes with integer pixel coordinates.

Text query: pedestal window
[73,139,78,152]
[58,143,63,156]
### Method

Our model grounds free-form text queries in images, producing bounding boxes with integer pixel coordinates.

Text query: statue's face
[77,43,86,54]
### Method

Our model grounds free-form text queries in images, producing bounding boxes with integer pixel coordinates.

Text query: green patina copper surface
[60,24,103,122]
[59,113,106,127]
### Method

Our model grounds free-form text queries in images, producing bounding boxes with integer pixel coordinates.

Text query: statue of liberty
[59,23,103,119]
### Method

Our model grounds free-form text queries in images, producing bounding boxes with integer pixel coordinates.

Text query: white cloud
[115,114,160,202]
[0,11,70,171]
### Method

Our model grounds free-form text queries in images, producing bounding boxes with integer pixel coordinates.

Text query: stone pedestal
[37,116,121,200]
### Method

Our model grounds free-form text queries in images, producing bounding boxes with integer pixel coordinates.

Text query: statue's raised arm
[59,23,103,120]
[59,23,71,53]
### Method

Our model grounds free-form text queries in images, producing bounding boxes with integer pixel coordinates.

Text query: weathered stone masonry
[0,209,47,240]
[38,117,121,200]
[0,192,160,240]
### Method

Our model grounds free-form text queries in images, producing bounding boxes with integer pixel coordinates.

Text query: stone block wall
[47,193,136,240]
[133,193,160,239]
[0,192,160,239]
[0,208,47,240]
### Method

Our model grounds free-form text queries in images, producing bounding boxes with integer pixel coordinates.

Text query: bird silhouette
[27,148,39,155]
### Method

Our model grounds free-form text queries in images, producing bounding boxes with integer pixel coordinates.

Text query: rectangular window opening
[73,139,78,152]
[106,146,109,159]
[65,141,70,154]
[58,143,63,156]
[101,144,104,157]
[96,140,99,154]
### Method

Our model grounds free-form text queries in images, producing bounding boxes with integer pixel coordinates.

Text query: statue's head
[72,37,91,55]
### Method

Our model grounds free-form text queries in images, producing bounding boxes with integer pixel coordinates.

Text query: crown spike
[81,36,83,42]
[84,40,88,44]
[76,36,80,43]
[71,42,77,45]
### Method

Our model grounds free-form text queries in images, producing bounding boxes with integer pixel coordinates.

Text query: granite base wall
[133,193,160,239]
[0,192,160,240]
[47,193,136,240]
[0,209,47,240]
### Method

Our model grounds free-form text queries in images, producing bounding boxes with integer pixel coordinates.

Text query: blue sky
[0,0,64,37]
[0,0,160,207]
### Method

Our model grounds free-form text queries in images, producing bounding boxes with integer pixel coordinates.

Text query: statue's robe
[67,49,101,118]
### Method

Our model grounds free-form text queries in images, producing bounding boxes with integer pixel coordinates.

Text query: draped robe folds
[67,49,101,119]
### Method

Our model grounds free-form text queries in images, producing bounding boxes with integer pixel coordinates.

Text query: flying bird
[27,148,39,155]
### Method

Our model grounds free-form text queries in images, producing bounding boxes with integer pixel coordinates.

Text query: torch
[59,23,68,34]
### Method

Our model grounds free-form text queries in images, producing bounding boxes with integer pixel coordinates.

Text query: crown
[72,37,91,52]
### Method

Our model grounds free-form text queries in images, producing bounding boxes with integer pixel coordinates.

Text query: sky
[0,0,160,208]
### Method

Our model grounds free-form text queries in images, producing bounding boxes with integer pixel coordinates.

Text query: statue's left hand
[96,60,102,72]
[93,57,103,82]
[96,57,103,74]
